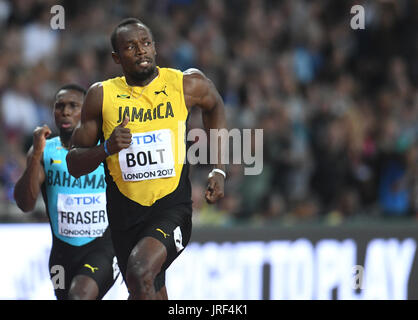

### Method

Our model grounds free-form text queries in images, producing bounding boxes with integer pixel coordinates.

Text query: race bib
[57,192,108,238]
[119,129,176,181]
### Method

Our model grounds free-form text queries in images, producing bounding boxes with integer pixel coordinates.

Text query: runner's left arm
[183,68,227,204]
[14,125,50,212]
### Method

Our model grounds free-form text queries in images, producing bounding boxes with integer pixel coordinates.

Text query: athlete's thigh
[126,236,168,293]
[141,203,193,272]
[113,203,192,292]
[68,274,99,300]
[74,246,118,299]
[133,203,193,291]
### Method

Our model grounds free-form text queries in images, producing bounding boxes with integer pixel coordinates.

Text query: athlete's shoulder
[183,68,212,87]
[183,68,205,78]
[80,82,102,102]
[183,68,212,96]
[89,81,103,89]
[83,82,105,109]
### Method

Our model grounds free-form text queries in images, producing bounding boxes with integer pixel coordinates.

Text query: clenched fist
[205,171,225,204]
[106,116,132,155]
[33,125,52,156]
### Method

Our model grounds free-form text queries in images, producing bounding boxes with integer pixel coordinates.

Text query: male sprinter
[66,18,227,299]
[14,84,117,300]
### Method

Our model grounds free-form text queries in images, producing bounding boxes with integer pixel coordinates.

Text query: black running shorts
[49,228,118,300]
[108,196,192,293]
[105,162,193,293]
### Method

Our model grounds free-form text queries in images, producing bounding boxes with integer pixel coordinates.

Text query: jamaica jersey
[42,136,108,246]
[102,67,189,206]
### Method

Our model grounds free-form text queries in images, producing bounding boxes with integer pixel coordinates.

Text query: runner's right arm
[14,125,50,212]
[67,83,132,178]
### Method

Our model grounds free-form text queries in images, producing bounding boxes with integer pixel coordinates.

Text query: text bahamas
[47,170,105,189]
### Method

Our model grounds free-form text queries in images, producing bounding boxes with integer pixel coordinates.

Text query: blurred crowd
[0,0,417,226]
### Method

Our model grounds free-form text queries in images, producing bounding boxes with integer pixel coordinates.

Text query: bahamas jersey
[102,67,189,206]
[43,136,108,246]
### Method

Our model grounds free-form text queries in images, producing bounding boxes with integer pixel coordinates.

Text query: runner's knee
[67,275,99,300]
[68,287,91,300]
[126,260,156,296]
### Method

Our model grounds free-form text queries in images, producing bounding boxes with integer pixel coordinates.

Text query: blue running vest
[43,136,108,246]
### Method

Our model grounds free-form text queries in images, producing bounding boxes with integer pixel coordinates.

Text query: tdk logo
[132,133,163,145]
[70,195,102,205]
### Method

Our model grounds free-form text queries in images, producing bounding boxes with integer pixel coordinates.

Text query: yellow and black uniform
[101,67,192,290]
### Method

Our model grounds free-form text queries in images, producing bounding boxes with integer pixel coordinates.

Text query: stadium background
[0,0,418,299]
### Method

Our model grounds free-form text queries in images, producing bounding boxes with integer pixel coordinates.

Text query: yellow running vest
[102,67,188,206]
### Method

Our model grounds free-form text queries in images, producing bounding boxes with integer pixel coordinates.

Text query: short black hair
[110,18,153,52]
[55,84,86,98]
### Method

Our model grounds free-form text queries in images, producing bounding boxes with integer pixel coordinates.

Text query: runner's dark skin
[66,22,227,299]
